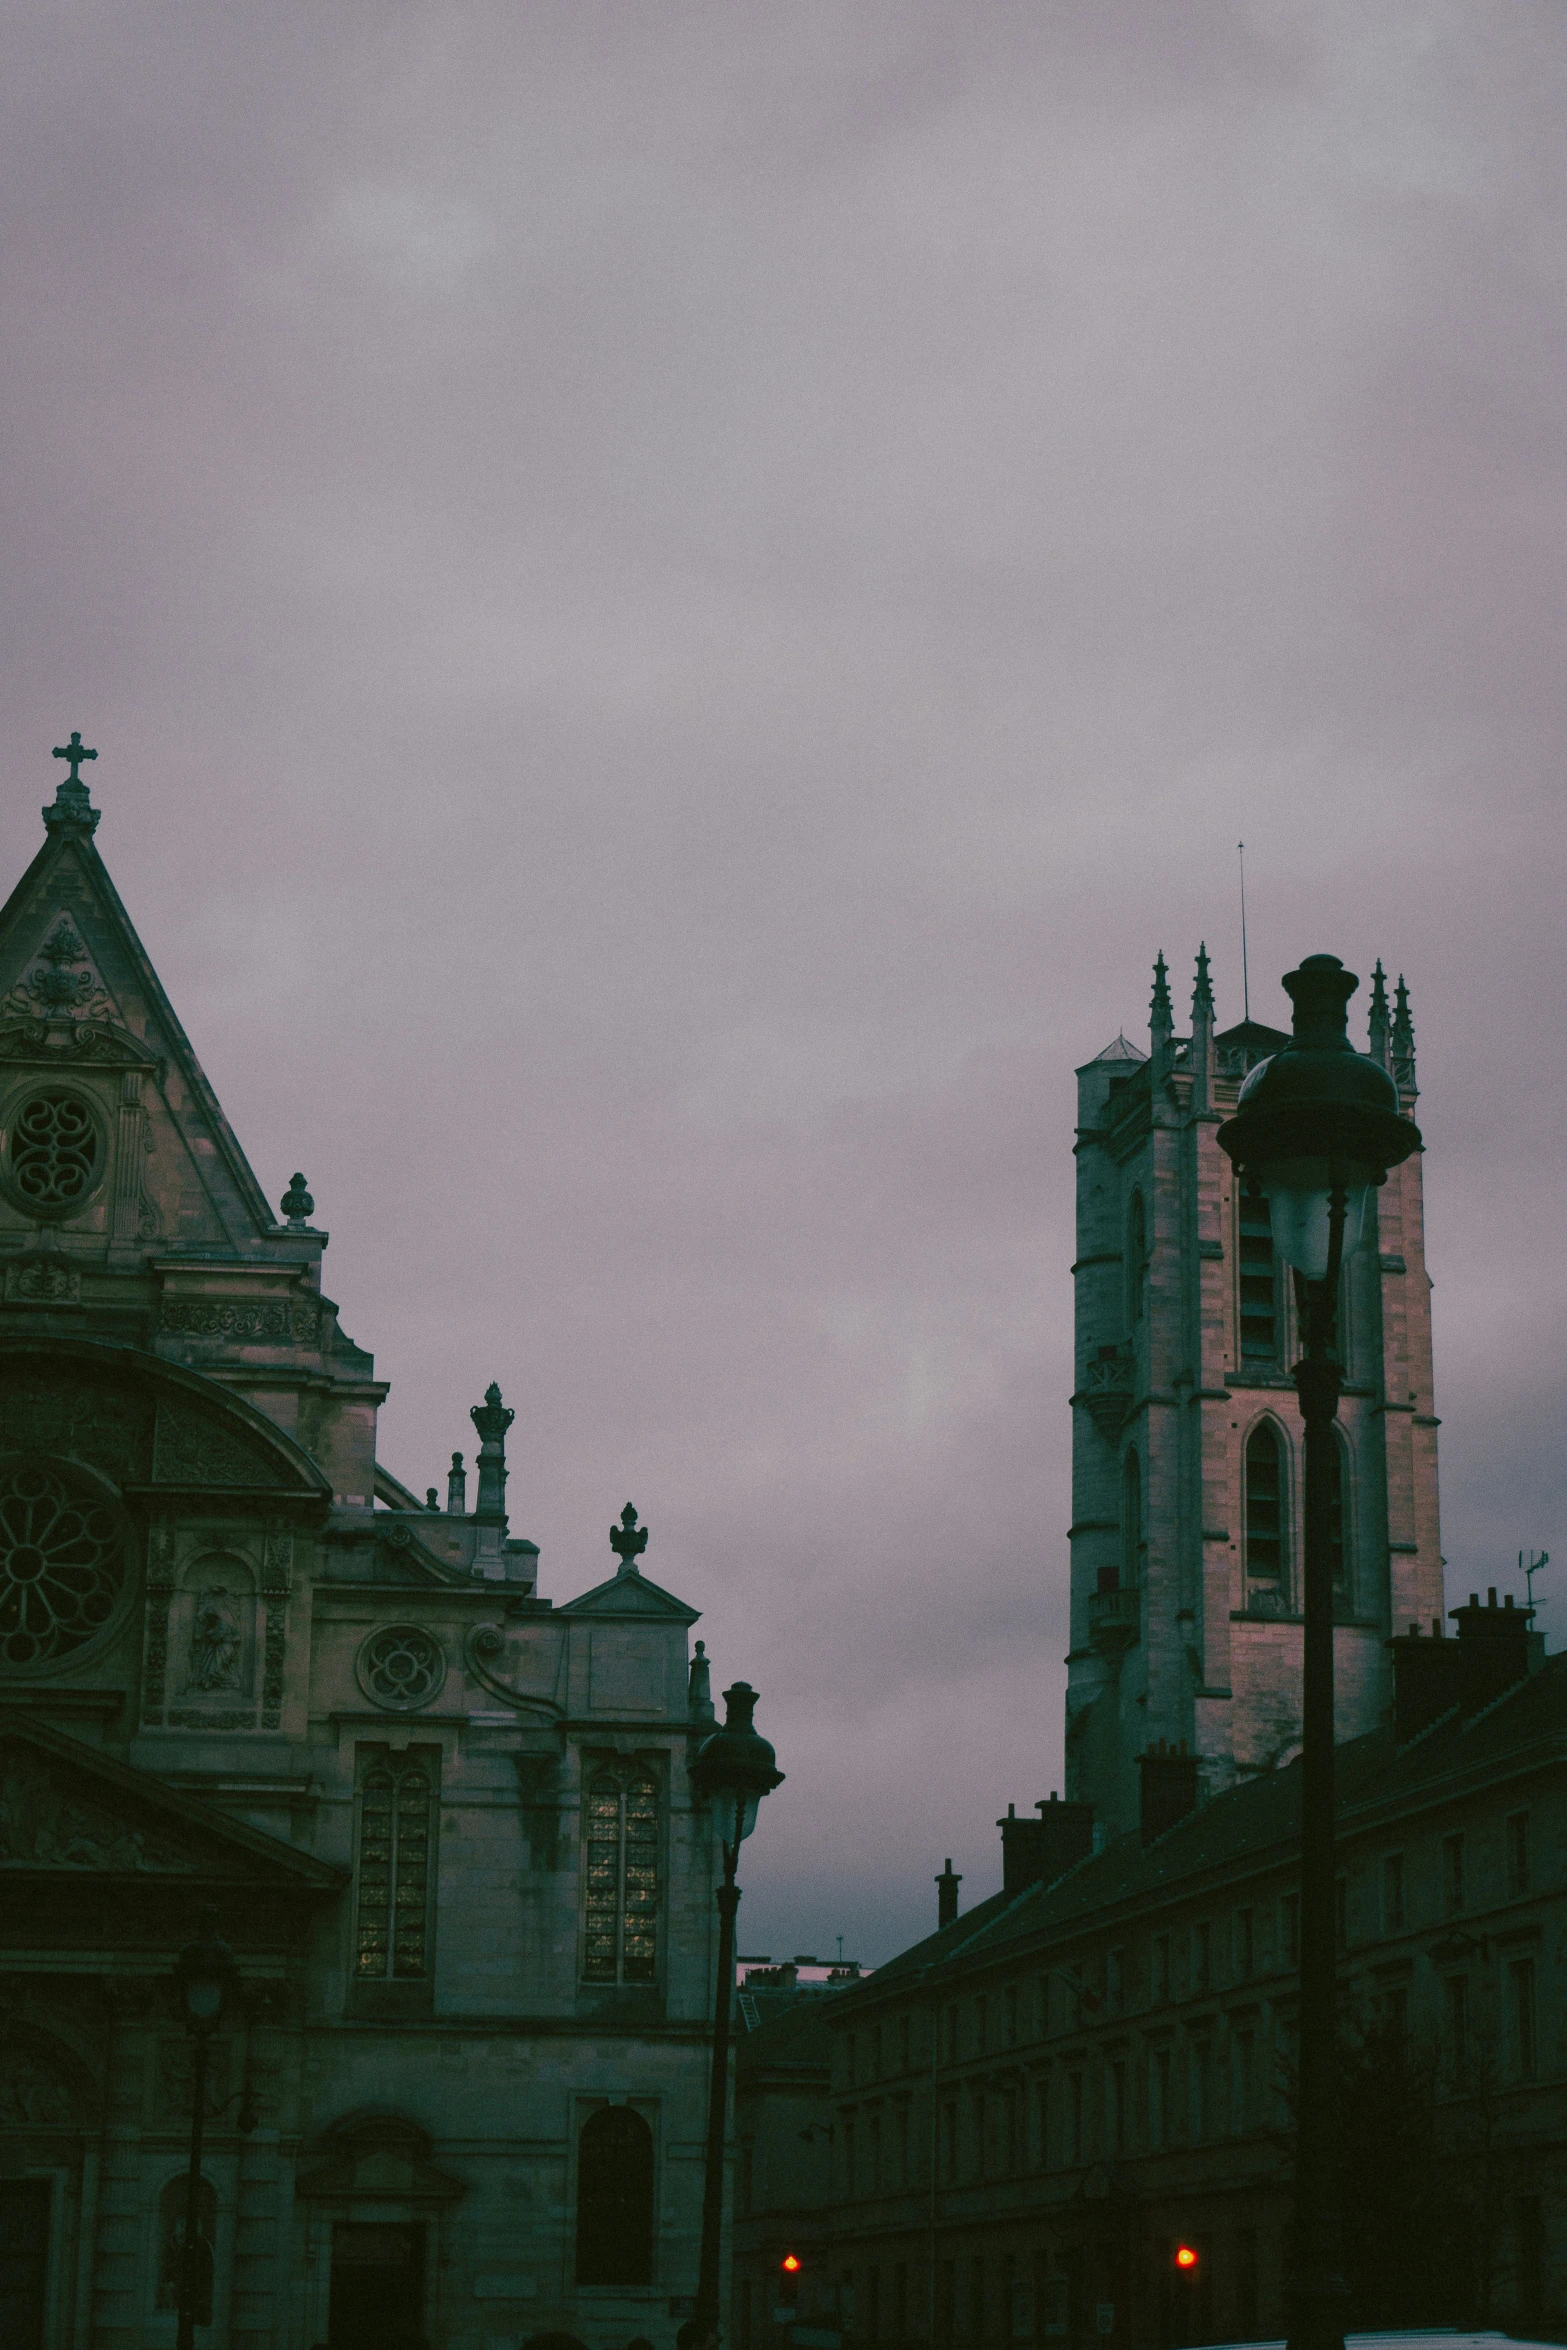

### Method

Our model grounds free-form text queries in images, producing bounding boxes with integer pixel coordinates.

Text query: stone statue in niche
[188,1587,241,1692]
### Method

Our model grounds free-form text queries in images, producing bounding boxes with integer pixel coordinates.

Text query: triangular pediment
[559,1569,699,1623]
[0,1715,342,1890]
[0,787,281,1251]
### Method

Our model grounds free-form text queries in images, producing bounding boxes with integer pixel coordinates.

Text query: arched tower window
[575,2105,654,2285]
[1243,1424,1285,1592]
[1121,1451,1143,1587]
[583,1773,660,1985]
[1238,1180,1277,1360]
[1127,1193,1147,1325]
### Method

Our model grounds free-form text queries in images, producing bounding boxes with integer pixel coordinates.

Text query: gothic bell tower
[1065,950,1441,1837]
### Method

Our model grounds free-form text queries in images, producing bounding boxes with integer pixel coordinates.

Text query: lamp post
[691,1680,785,2333]
[1217,955,1420,2350]
[173,1908,236,2350]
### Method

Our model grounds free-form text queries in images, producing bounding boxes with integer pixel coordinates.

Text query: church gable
[0,1716,342,1888]
[0,767,279,1255]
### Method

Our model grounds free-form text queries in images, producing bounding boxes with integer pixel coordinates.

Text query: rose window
[10,1091,100,1209]
[0,1461,124,1666]
[358,1624,445,1710]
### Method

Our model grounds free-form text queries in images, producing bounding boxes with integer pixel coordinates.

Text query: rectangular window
[1108,2058,1126,2155]
[871,2025,883,2080]
[970,2091,985,2179]
[1036,2077,1050,2170]
[1443,1833,1466,1915]
[1280,1893,1300,1969]
[1509,1958,1538,2081]
[1003,2087,1019,2174]
[843,2121,856,2196]
[1193,1922,1211,1994]
[1035,1974,1048,2037]
[869,2114,882,2192]
[1384,1984,1408,2038]
[1190,2041,1211,2141]
[895,2103,910,2187]
[866,2267,881,2345]
[1382,1853,1405,1933]
[894,2264,908,2345]
[899,2015,913,2075]
[354,1748,437,1986]
[1506,1812,1530,1898]
[1068,2071,1084,2166]
[846,2032,857,2087]
[975,1995,988,2053]
[1148,2048,1170,2149]
[937,2261,956,2350]
[1107,1946,1124,2013]
[1236,2227,1260,2336]
[1444,1975,1469,2087]
[969,2258,985,2350]
[1334,1877,1347,1953]
[1234,1910,1253,1981]
[1239,1182,1278,1358]
[1233,2031,1254,2132]
[942,2006,957,2062]
[940,2103,956,2184]
[1152,1934,1170,2004]
[583,1772,660,1984]
[1005,1984,1019,2045]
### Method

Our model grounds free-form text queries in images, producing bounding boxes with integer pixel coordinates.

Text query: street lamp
[1217,954,1420,2350]
[691,1680,785,2332]
[173,1907,237,2350]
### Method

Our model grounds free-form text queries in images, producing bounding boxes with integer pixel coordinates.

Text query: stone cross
[52,733,97,785]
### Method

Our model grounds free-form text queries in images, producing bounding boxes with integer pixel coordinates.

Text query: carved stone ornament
[1079,1344,1135,1439]
[0,920,114,1027]
[167,1708,256,1731]
[0,1748,197,1872]
[463,1619,567,1715]
[152,1401,286,1489]
[159,1298,317,1343]
[0,2032,81,2128]
[355,1623,446,1712]
[4,1256,82,1306]
[0,1370,151,1483]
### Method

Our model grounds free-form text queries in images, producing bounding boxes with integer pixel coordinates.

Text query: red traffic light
[1174,2245,1199,2272]
[781,2255,802,2274]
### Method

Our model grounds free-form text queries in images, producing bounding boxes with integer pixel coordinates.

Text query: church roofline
[0,811,283,1246]
[1077,1033,1149,1073]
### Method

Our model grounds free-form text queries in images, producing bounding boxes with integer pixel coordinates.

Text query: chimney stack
[1138,1741,1200,1845]
[935,1859,962,1929]
[1387,1590,1535,1743]
[997,1795,1094,1896]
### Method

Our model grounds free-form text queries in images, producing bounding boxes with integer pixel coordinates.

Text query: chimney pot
[1488,1588,1497,1607]
[998,1799,1093,1895]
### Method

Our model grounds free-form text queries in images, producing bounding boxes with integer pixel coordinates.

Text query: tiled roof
[842,1654,1567,2003]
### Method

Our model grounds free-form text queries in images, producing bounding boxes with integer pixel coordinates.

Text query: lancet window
[354,1752,436,1982]
[583,1771,660,1985]
[1243,1424,1286,1594]
[1238,1181,1278,1360]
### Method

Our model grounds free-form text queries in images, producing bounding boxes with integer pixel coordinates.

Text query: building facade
[1068,949,1442,1837]
[764,1609,1565,2350]
[0,754,736,2350]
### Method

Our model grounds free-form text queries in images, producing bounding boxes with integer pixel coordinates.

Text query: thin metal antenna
[1522,1548,1549,1614]
[1238,840,1251,1024]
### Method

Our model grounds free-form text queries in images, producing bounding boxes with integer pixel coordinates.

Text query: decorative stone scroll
[159,1299,317,1343]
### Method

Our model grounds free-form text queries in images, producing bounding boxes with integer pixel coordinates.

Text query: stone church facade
[1067,949,1442,1837]
[0,754,731,2349]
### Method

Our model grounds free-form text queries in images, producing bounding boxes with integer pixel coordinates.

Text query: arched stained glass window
[1244,1424,1285,1589]
[575,2105,654,2285]
[1238,1181,1277,1359]
[583,1773,659,1985]
[355,1757,434,1981]
[1121,1451,1142,1587]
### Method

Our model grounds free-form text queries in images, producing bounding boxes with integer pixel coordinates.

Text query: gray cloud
[2,1,1563,1958]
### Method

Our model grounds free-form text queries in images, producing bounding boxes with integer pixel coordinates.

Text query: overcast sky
[2,2,1563,1962]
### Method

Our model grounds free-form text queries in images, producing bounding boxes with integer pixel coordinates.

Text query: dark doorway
[575,2105,654,2285]
[0,2180,50,2350]
[328,2220,425,2350]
